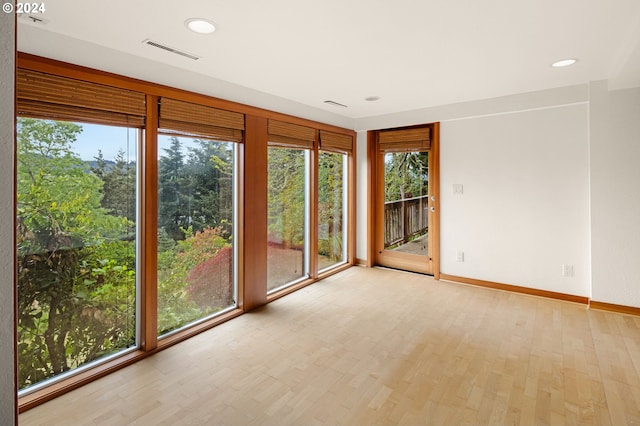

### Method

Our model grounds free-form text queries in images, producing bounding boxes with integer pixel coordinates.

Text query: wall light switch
[453,184,464,195]
[562,264,574,277]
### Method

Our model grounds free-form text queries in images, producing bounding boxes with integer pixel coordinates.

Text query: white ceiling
[16,0,640,127]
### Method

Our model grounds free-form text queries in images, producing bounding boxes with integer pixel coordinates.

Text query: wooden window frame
[15,52,356,411]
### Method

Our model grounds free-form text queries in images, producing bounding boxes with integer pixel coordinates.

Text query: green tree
[184,140,233,236]
[157,226,231,334]
[158,137,190,241]
[267,148,305,248]
[92,149,136,222]
[384,152,429,201]
[318,152,344,260]
[16,118,135,389]
[156,137,235,334]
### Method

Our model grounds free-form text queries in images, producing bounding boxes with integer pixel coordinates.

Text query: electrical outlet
[456,251,464,262]
[562,264,574,277]
[453,184,464,195]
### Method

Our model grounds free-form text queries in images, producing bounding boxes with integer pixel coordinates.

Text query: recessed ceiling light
[365,96,381,102]
[551,58,577,68]
[185,18,216,34]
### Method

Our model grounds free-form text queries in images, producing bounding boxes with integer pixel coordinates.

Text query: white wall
[440,106,590,296]
[355,131,368,262]
[355,87,593,299]
[590,81,640,306]
[0,4,17,425]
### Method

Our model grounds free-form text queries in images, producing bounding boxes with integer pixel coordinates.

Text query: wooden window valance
[319,130,353,154]
[16,68,146,128]
[158,98,244,143]
[267,119,315,149]
[378,126,431,152]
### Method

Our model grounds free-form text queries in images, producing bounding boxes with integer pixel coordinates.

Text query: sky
[72,123,138,162]
[72,123,207,162]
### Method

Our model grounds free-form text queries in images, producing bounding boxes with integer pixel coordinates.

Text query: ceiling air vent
[18,14,50,25]
[324,100,348,108]
[142,39,200,61]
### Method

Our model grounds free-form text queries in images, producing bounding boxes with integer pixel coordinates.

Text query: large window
[16,118,139,391]
[318,151,348,271]
[14,59,354,408]
[157,135,236,336]
[267,147,310,291]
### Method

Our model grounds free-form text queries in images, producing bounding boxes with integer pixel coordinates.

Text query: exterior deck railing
[384,195,429,247]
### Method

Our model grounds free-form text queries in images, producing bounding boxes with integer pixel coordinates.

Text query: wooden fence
[384,195,429,247]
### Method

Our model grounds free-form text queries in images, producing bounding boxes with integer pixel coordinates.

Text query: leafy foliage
[267,148,306,249]
[156,136,235,334]
[92,149,136,222]
[318,152,345,261]
[16,118,135,388]
[16,122,236,390]
[157,226,232,334]
[158,137,233,241]
[384,152,429,201]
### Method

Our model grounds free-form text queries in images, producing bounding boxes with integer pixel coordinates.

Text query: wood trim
[317,262,352,280]
[374,132,384,265]
[590,301,640,316]
[348,135,357,266]
[309,131,319,280]
[355,258,368,266]
[431,122,441,280]
[266,277,315,303]
[155,308,243,349]
[19,350,146,413]
[17,53,356,137]
[439,273,590,304]
[366,131,377,268]
[141,95,158,350]
[242,115,268,311]
[235,138,245,317]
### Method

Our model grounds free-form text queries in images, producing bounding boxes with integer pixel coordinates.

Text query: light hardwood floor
[19,267,640,425]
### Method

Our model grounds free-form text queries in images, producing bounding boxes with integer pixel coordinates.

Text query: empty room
[2,0,640,424]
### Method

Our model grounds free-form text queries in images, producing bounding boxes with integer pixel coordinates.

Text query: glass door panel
[384,151,429,257]
[376,148,436,275]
